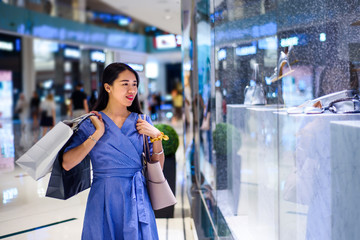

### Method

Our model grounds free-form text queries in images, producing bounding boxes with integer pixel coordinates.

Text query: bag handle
[63,113,95,131]
[141,114,151,164]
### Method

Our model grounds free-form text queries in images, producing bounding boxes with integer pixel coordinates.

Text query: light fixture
[319,33,326,42]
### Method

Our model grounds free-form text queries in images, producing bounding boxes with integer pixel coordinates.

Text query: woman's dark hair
[93,62,142,114]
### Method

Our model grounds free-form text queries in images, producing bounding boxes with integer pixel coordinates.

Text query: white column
[105,49,114,67]
[22,37,35,100]
[73,0,86,23]
[81,49,91,94]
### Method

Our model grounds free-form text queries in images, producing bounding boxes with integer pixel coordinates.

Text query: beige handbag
[141,114,177,210]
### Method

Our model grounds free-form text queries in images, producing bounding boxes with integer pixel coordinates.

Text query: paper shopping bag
[16,113,94,180]
[45,141,91,200]
[16,122,73,180]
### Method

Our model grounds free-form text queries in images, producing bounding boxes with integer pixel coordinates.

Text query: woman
[30,91,40,129]
[39,93,56,136]
[62,63,165,240]
[15,93,29,132]
[15,93,30,148]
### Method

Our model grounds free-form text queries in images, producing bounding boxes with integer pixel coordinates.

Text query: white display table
[223,104,360,240]
[330,121,360,240]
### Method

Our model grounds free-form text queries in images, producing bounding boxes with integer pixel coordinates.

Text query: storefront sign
[64,48,80,59]
[280,36,299,47]
[236,45,257,56]
[215,21,277,43]
[0,41,13,51]
[258,36,278,50]
[34,39,59,54]
[90,50,105,62]
[154,34,177,49]
[280,34,307,47]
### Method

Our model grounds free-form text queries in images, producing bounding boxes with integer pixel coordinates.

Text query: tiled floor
[0,119,196,240]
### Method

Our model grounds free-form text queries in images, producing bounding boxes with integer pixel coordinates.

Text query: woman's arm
[151,139,165,169]
[62,113,104,171]
[136,117,165,169]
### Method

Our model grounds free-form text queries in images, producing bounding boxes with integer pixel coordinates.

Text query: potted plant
[153,123,179,218]
[213,123,241,189]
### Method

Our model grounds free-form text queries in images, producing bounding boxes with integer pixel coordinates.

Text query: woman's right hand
[90,111,105,138]
[63,111,104,171]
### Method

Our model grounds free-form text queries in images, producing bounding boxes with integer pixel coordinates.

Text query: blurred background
[2,0,360,239]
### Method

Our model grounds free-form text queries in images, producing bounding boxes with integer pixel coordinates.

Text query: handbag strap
[63,113,95,131]
[141,114,151,165]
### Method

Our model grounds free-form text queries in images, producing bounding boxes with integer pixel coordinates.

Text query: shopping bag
[146,161,177,210]
[141,114,177,210]
[16,113,94,180]
[45,141,91,200]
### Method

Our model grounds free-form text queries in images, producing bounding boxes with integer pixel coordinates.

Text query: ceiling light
[165,15,171,20]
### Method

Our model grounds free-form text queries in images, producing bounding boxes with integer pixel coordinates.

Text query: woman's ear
[104,83,111,93]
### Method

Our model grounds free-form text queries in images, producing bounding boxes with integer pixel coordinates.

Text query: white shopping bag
[16,113,94,180]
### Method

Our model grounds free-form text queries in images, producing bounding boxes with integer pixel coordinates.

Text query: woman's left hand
[136,117,161,138]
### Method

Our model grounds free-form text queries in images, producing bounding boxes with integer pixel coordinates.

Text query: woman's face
[105,70,138,108]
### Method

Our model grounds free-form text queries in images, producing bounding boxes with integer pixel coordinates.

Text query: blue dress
[64,112,159,240]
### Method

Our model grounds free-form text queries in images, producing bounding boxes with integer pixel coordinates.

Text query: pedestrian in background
[172,89,183,122]
[30,91,40,130]
[15,93,29,132]
[70,83,89,118]
[39,93,56,136]
[15,93,30,149]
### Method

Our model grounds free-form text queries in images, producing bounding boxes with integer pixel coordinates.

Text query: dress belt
[93,168,150,224]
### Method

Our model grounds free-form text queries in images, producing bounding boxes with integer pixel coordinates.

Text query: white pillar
[22,37,35,100]
[105,49,114,67]
[81,49,91,95]
[73,0,86,23]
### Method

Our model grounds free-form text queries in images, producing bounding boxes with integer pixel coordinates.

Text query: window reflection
[184,0,360,238]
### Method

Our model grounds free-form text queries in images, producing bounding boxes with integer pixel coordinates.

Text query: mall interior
[1,0,360,239]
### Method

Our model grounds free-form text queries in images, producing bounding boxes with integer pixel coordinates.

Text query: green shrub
[213,123,241,157]
[154,124,179,156]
